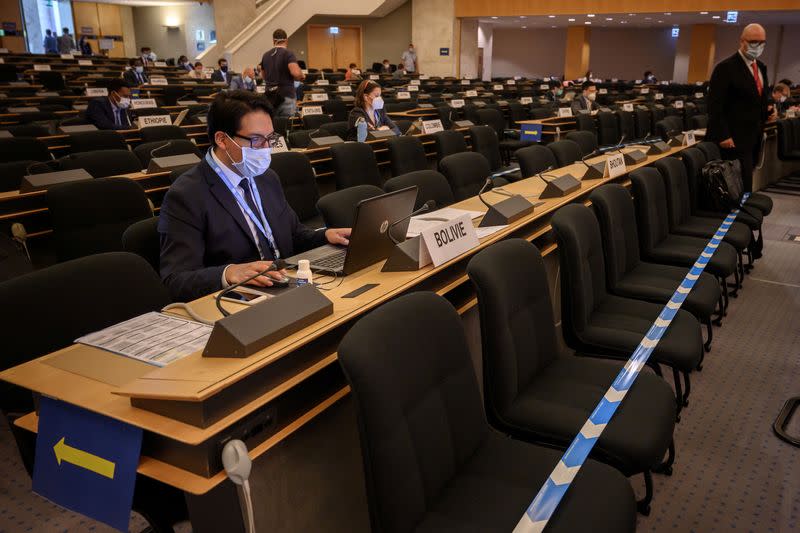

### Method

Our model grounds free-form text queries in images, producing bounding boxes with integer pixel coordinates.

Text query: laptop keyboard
[312,249,347,270]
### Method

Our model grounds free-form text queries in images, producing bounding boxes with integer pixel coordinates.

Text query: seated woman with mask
[346,80,402,141]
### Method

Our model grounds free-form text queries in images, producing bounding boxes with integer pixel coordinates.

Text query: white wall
[132,3,216,61]
[459,19,478,78]
[491,28,566,79]
[588,27,677,81]
[477,22,493,80]
[672,26,692,83]
[713,24,780,80]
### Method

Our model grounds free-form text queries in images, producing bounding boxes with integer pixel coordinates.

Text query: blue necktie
[114,108,120,127]
[239,178,276,259]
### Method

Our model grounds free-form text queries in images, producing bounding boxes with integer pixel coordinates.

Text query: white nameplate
[316,79,329,85]
[507,79,516,85]
[635,79,642,84]
[465,89,478,97]
[137,115,172,129]
[60,53,74,60]
[422,119,444,134]
[786,109,797,118]
[520,96,533,105]
[514,76,521,80]
[369,74,379,80]
[623,103,634,112]
[606,152,627,178]
[271,135,289,153]
[461,79,470,85]
[558,107,573,117]
[85,87,108,97]
[696,81,703,86]
[419,75,429,80]
[150,78,168,85]
[611,78,619,82]
[640,87,650,94]
[256,85,265,93]
[337,85,352,92]
[598,88,608,94]
[684,131,696,146]
[450,98,465,108]
[539,84,549,90]
[397,91,411,99]
[674,100,684,109]
[310,93,328,101]
[131,98,157,109]
[407,85,419,92]
[154,61,167,67]
[694,92,704,98]
[34,64,51,71]
[78,59,92,66]
[421,214,479,267]
[543,77,551,82]
[410,79,421,85]
[301,69,309,75]
[302,105,323,116]
[494,84,504,90]
[654,93,664,100]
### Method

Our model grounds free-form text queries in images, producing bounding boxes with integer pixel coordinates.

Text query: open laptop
[285,186,417,275]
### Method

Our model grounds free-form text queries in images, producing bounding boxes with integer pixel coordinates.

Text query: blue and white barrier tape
[513,193,750,533]
[491,166,521,179]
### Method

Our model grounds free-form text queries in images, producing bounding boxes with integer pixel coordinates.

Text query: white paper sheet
[406,208,484,237]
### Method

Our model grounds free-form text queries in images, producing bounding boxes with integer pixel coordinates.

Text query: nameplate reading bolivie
[420,213,479,267]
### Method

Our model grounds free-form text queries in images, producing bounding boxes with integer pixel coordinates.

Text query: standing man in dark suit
[707,23,770,193]
[123,58,150,86]
[158,91,351,302]
[570,80,599,114]
[85,79,133,130]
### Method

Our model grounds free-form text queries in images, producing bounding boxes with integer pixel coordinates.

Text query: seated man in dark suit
[123,58,150,86]
[85,79,133,130]
[570,80,599,114]
[158,91,351,302]
[211,58,233,85]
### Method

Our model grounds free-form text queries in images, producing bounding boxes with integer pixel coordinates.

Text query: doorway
[307,25,362,70]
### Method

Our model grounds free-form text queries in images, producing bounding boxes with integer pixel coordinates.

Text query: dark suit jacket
[123,69,150,86]
[211,70,234,85]
[158,158,327,301]
[85,97,132,130]
[707,52,770,151]
[346,106,401,140]
[570,95,597,114]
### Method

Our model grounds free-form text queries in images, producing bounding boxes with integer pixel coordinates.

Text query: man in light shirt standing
[400,43,417,74]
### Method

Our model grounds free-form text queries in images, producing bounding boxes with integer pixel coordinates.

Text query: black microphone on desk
[387,200,435,244]
[150,140,172,158]
[537,165,581,199]
[476,174,536,227]
[215,259,287,317]
[382,200,436,272]
[25,160,55,175]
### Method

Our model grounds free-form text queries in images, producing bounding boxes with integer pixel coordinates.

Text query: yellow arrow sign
[53,437,116,479]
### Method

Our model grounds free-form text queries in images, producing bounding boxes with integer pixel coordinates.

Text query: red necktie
[752,62,762,96]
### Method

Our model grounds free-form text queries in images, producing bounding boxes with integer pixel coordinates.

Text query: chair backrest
[393,119,413,135]
[383,170,454,210]
[439,151,490,201]
[302,113,332,130]
[319,120,349,139]
[596,111,620,146]
[467,239,560,421]
[0,137,51,163]
[287,129,311,149]
[654,116,683,141]
[575,113,597,135]
[140,125,189,143]
[689,114,708,130]
[69,130,127,153]
[0,160,36,192]
[515,144,557,177]
[322,100,348,121]
[649,105,666,124]
[48,177,153,261]
[507,101,529,123]
[468,124,502,171]
[547,139,583,167]
[589,184,642,291]
[550,203,609,341]
[58,149,143,178]
[331,142,382,190]
[696,140,721,161]
[316,184,384,228]
[634,108,652,138]
[387,135,428,176]
[530,106,554,120]
[133,139,201,167]
[629,168,671,256]
[8,124,50,137]
[565,130,598,157]
[270,151,320,223]
[616,110,636,142]
[337,292,488,533]
[654,156,693,230]
[435,105,452,129]
[475,108,506,136]
[39,70,66,90]
[432,130,467,163]
[122,216,160,272]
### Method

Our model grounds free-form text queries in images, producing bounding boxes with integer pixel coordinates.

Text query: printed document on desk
[76,312,212,367]
[406,207,483,237]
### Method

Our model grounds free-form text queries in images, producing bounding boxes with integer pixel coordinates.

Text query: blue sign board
[439,47,450,56]
[726,11,738,23]
[521,123,543,142]
[33,397,142,532]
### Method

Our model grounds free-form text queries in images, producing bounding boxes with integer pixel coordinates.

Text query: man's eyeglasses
[745,40,766,46]
[233,133,282,149]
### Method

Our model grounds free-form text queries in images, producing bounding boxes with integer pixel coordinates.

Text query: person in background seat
[123,58,150,86]
[86,79,133,130]
[571,80,599,114]
[230,67,257,92]
[346,80,401,141]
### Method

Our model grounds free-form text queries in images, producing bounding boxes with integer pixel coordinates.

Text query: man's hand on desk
[325,228,351,246]
[225,261,288,287]
[719,138,735,149]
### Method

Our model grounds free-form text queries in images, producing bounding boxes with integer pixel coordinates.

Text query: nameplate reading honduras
[407,84,419,91]
[422,119,444,134]
[420,213,479,267]
[130,98,157,109]
[271,135,289,153]
[494,84,504,90]
[310,92,328,101]
[34,64,51,71]
[520,96,533,105]
[558,107,573,117]
[411,79,421,85]
[623,103,634,112]
[465,89,478,97]
[302,105,323,116]
[606,152,627,178]
[138,115,172,129]
[654,93,664,100]
[397,91,411,99]
[315,79,329,85]
[78,59,92,66]
[150,77,168,85]
[337,84,352,92]
[450,98,465,108]
[85,87,108,97]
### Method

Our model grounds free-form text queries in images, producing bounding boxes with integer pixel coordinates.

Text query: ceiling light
[491,16,498,19]
[568,18,575,22]
[548,15,556,18]
[700,11,708,15]
[587,14,595,17]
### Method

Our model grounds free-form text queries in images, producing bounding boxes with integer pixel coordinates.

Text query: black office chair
[575,113,597,136]
[0,252,186,532]
[689,114,708,130]
[590,184,723,351]
[302,113,332,130]
[319,121,349,140]
[322,100,348,122]
[0,137,52,163]
[383,170,454,210]
[550,203,704,412]
[439,151,491,201]
[431,129,468,164]
[133,139,201,167]
[38,70,66,91]
[7,124,50,137]
[616,110,636,142]
[48,177,153,261]
[547,139,583,167]
[649,105,666,125]
[635,108,652,138]
[337,291,638,533]
[515,144,558,177]
[565,131,598,157]
[475,108,532,166]
[122,216,160,272]
[140,125,189,143]
[287,129,312,149]
[695,141,772,216]
[134,107,172,118]
[387,135,428,176]
[468,124,505,171]
[69,130,128,153]
[330,142,382,190]
[316,184,383,228]
[468,239,676,514]
[507,101,530,124]
[58,149,143,178]
[0,160,37,192]
[596,111,621,146]
[654,116,683,141]
[269,151,323,228]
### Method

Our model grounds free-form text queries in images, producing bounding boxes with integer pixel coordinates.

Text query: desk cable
[222,439,256,533]
[161,303,215,325]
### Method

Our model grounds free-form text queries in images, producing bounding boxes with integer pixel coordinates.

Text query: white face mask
[779,95,787,103]
[587,92,597,102]
[745,42,765,60]
[371,95,384,110]
[116,96,131,109]
[226,134,272,177]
